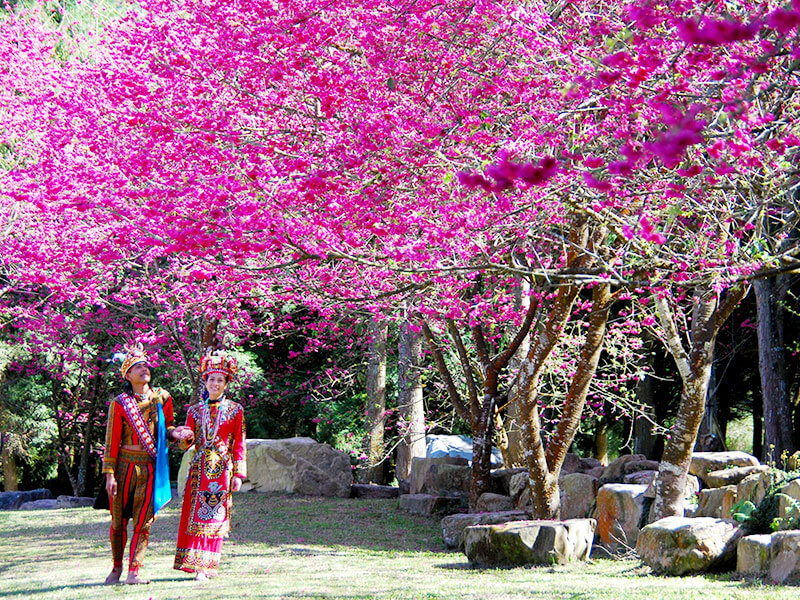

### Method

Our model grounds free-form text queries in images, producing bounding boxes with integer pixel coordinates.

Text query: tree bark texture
[517,284,581,518]
[396,320,425,482]
[754,277,794,464]
[363,319,388,483]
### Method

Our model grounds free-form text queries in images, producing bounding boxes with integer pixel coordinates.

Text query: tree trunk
[363,319,388,483]
[470,397,494,510]
[396,320,425,482]
[754,277,793,464]
[651,285,747,519]
[503,275,532,468]
[518,284,581,518]
[2,439,18,492]
[753,391,764,461]
[545,283,613,476]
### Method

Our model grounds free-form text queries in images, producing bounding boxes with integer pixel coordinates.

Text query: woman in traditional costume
[174,350,247,580]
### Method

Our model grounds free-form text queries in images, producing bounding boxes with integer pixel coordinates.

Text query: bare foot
[104,566,123,585]
[125,572,150,585]
[194,571,208,581]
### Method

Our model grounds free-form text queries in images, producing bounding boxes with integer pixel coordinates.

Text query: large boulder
[737,534,772,577]
[490,468,526,496]
[399,493,467,516]
[441,510,527,549]
[689,452,760,485]
[695,485,738,519]
[592,483,649,546]
[476,493,514,513]
[509,471,529,505]
[560,473,600,520]
[777,479,800,525]
[636,517,742,575]
[0,488,53,510]
[409,457,470,497]
[624,471,657,486]
[704,465,768,488]
[56,495,95,508]
[425,434,504,466]
[463,519,596,567]
[770,531,800,584]
[246,437,353,497]
[19,499,58,510]
[599,455,647,485]
[737,470,774,506]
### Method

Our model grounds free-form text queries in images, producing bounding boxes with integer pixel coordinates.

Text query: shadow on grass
[0,494,446,558]
[0,575,197,598]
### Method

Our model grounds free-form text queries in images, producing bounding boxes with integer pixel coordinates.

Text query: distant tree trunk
[363,319,388,483]
[1,438,18,492]
[651,284,748,520]
[594,416,609,466]
[396,320,425,482]
[754,277,794,464]
[634,373,658,459]
[502,275,532,468]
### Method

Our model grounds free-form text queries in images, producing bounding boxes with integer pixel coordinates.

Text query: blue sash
[153,402,171,515]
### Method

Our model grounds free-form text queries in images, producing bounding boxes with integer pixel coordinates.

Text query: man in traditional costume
[102,343,192,585]
[174,350,247,581]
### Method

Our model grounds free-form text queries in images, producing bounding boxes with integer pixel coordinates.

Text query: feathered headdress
[120,342,148,378]
[200,349,237,380]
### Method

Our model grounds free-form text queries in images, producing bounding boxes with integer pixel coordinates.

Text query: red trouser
[109,448,154,571]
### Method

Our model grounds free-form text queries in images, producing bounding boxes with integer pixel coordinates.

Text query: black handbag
[93,484,110,510]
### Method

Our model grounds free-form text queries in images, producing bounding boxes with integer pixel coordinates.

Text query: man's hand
[106,473,118,498]
[231,476,243,493]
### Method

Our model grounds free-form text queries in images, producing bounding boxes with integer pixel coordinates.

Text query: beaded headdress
[200,350,237,380]
[120,342,148,379]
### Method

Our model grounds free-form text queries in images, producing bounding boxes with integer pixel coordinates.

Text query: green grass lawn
[0,493,795,600]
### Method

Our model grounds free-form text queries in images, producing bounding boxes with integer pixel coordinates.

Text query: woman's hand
[171,426,194,443]
[231,476,243,493]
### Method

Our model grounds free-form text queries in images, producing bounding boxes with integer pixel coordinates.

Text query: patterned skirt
[173,451,232,574]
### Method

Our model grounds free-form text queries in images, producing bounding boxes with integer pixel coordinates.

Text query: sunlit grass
[0,493,797,599]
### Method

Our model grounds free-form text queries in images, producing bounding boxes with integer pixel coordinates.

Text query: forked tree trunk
[396,320,425,481]
[651,284,748,519]
[520,283,613,518]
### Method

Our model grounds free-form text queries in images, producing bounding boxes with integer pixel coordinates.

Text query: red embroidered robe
[174,398,246,574]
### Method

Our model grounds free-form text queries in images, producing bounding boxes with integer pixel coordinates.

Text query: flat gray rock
[19,499,58,510]
[463,519,596,567]
[399,493,467,516]
[636,517,742,575]
[441,511,527,549]
[737,534,772,576]
[56,495,95,508]
[704,465,768,488]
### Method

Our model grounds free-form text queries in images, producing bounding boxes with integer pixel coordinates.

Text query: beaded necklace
[200,397,226,448]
